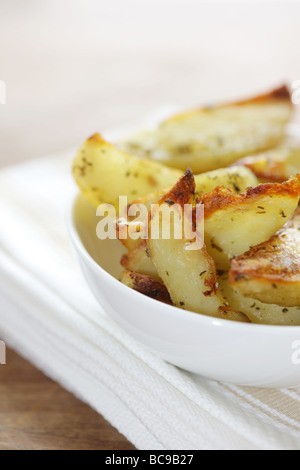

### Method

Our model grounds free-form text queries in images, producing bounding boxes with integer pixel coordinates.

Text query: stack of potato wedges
[73,85,300,325]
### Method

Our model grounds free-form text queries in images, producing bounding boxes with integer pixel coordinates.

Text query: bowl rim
[68,195,300,334]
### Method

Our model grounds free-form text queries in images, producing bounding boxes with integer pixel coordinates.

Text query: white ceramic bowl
[69,194,300,388]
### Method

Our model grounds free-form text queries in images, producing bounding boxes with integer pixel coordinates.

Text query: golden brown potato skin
[120,271,172,305]
[229,207,300,306]
[234,146,300,183]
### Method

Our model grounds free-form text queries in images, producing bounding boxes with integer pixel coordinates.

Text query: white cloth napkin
[0,152,300,450]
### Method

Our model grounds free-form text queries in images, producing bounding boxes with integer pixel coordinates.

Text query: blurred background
[0,0,300,167]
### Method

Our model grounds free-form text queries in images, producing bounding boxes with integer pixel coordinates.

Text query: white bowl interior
[73,193,127,278]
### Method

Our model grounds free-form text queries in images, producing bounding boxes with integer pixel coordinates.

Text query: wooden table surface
[0,348,135,450]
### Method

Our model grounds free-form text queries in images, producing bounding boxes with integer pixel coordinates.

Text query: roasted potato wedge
[73,133,182,209]
[234,146,300,183]
[131,166,258,212]
[121,241,160,281]
[118,86,293,173]
[229,207,300,307]
[220,274,300,325]
[147,170,249,322]
[202,176,300,269]
[120,271,172,305]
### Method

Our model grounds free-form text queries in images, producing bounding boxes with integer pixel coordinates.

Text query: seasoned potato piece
[73,133,182,209]
[234,146,300,183]
[120,271,172,305]
[121,241,160,281]
[229,207,300,307]
[220,274,300,325]
[118,86,293,173]
[202,176,300,269]
[147,170,249,322]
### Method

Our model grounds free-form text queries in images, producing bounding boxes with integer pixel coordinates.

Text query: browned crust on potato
[232,85,291,107]
[229,207,300,285]
[120,240,148,266]
[234,156,287,183]
[164,86,292,124]
[201,175,300,218]
[87,133,106,144]
[159,168,195,208]
[120,271,172,305]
